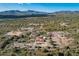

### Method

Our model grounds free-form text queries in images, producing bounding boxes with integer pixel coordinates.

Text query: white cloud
[17,3,31,5]
[17,3,23,5]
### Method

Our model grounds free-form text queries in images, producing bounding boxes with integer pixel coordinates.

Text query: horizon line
[0,9,79,13]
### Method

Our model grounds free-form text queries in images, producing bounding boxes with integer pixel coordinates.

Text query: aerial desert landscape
[0,3,78,56]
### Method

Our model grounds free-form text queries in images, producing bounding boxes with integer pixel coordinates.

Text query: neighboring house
[34,36,51,48]
[35,36,45,44]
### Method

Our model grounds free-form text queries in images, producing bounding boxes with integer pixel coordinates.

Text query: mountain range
[0,10,49,15]
[0,10,49,18]
[0,10,79,18]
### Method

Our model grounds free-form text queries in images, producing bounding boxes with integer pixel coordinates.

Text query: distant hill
[0,10,49,18]
[53,11,79,14]
[0,10,49,15]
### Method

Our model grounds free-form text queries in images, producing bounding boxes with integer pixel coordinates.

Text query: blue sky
[0,3,79,12]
